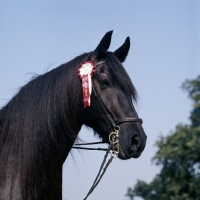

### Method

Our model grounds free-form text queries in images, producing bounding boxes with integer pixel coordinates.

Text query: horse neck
[0,63,83,199]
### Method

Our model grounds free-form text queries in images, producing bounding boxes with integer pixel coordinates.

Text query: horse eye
[99,79,109,88]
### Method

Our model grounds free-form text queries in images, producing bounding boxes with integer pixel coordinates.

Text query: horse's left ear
[114,37,130,63]
[94,30,113,59]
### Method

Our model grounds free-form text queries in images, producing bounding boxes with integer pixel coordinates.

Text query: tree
[182,75,200,128]
[125,187,135,200]
[125,75,200,200]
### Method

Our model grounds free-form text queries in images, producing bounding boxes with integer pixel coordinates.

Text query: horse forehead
[95,62,109,74]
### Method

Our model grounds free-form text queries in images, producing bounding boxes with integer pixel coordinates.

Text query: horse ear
[94,30,113,58]
[114,37,130,63]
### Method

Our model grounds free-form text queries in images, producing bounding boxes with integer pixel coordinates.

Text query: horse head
[81,31,147,159]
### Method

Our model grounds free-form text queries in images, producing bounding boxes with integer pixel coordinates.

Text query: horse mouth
[118,144,142,160]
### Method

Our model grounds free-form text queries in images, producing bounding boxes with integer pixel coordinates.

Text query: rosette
[78,61,96,108]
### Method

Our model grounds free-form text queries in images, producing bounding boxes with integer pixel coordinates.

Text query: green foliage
[182,75,200,127]
[126,76,200,200]
[125,187,135,200]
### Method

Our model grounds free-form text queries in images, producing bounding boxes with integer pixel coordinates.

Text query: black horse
[0,31,146,200]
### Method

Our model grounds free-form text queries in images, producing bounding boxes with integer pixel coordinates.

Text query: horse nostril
[131,135,139,145]
[130,135,140,151]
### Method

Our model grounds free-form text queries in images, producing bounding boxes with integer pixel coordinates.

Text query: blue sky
[0,1,199,200]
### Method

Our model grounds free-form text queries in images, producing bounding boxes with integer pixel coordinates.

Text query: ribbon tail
[88,74,92,106]
[82,75,90,108]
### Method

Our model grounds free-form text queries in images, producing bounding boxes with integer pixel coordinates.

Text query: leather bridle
[72,61,143,199]
[73,60,143,156]
[92,60,143,135]
[92,85,143,156]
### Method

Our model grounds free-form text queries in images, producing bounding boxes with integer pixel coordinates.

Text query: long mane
[0,52,92,199]
[0,51,137,199]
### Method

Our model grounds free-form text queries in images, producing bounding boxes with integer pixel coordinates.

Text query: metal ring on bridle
[109,126,120,156]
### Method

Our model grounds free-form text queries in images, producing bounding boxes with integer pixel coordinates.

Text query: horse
[0,31,147,200]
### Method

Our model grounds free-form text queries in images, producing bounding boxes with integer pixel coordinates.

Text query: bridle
[72,86,143,154]
[92,85,142,155]
[72,61,143,199]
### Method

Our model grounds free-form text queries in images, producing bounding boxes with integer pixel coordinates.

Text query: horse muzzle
[117,129,147,160]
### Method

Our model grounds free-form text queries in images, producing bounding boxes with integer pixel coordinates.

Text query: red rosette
[78,61,96,78]
[78,61,96,108]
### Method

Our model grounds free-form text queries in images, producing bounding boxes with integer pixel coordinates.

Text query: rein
[72,127,120,200]
[72,141,107,151]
